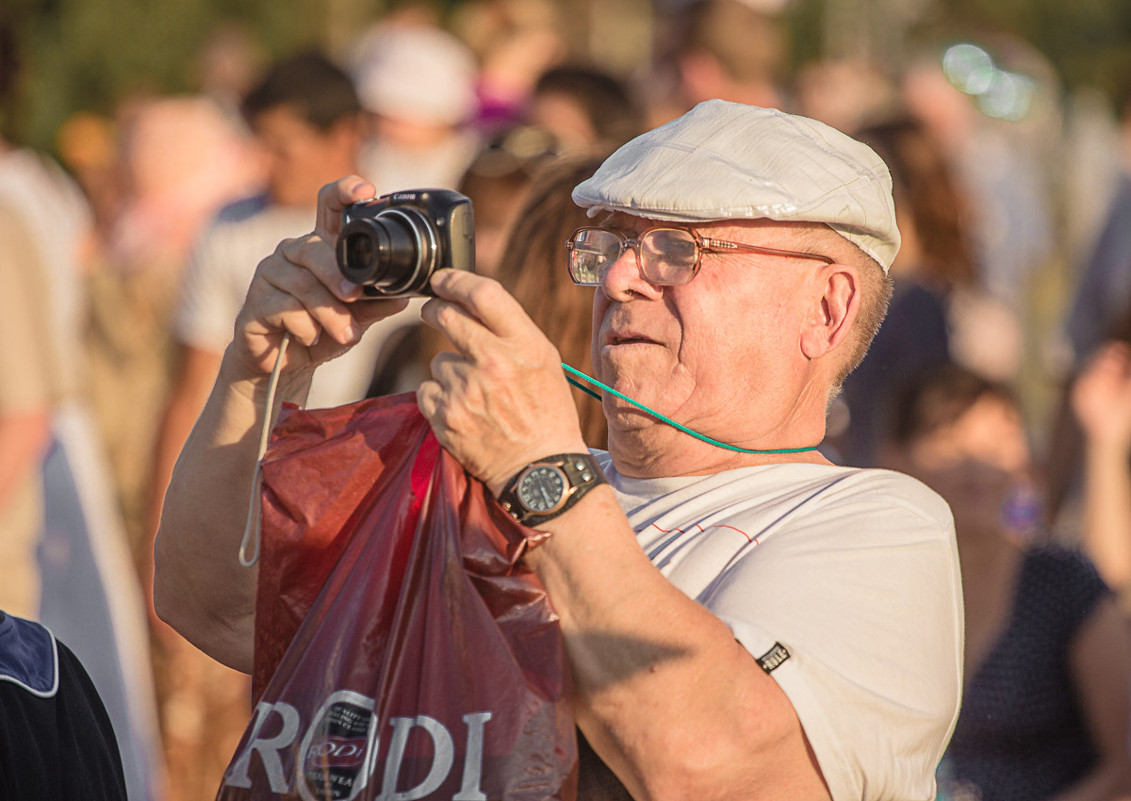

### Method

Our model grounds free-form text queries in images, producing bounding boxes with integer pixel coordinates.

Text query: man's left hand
[416,269,589,495]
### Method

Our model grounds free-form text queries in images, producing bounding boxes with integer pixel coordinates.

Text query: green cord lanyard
[562,363,820,455]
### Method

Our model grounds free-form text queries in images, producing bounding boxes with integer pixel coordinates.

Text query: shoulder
[213,192,271,225]
[598,456,954,540]
[188,194,310,272]
[750,463,955,535]
[702,467,962,801]
[0,613,58,697]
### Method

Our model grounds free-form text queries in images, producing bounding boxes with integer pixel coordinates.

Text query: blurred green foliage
[3,0,1130,157]
[4,0,376,151]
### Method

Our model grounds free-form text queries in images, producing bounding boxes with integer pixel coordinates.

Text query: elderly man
[154,100,962,801]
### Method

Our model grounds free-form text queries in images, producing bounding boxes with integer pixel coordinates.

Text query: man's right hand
[228,175,409,386]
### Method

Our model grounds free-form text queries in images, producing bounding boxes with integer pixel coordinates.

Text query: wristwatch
[496,453,606,527]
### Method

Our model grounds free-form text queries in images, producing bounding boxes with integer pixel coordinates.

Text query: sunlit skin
[902,394,1031,537]
[589,212,851,477]
[250,105,360,209]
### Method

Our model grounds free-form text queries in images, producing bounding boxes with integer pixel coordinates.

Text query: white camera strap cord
[238,332,291,568]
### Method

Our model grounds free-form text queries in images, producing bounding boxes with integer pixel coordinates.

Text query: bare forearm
[1081,439,1131,590]
[153,347,312,671]
[524,490,826,800]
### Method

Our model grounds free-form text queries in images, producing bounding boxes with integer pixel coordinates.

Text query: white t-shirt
[597,454,964,801]
[175,195,420,408]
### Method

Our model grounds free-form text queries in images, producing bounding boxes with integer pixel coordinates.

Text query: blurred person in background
[900,41,1057,383]
[0,610,128,799]
[645,0,791,126]
[84,94,260,801]
[1046,305,1131,602]
[1062,82,1131,366]
[87,94,260,566]
[793,56,899,136]
[190,23,263,127]
[883,363,1131,801]
[451,0,567,130]
[349,21,482,194]
[525,64,645,155]
[55,110,121,243]
[455,122,561,278]
[0,8,163,799]
[1044,77,1131,606]
[1068,338,1131,600]
[828,114,978,467]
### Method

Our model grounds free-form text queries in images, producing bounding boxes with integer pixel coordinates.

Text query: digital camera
[336,188,475,298]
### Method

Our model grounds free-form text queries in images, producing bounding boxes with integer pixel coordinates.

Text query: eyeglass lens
[568,228,699,286]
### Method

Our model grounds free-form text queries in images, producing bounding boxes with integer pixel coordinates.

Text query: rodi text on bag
[216,394,578,801]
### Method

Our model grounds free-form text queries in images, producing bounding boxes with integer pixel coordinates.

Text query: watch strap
[497,452,606,527]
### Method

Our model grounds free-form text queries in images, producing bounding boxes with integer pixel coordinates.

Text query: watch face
[517,465,567,514]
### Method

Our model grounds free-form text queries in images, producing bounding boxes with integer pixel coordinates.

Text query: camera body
[336,188,475,298]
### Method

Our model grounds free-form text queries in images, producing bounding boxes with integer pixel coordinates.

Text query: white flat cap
[572,99,901,271]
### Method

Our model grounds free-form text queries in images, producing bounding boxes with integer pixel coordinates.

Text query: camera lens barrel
[337,206,438,296]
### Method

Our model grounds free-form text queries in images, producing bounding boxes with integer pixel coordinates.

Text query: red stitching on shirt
[712,524,753,543]
[647,521,754,543]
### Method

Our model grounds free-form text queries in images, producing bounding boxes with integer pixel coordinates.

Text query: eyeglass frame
[565,225,835,287]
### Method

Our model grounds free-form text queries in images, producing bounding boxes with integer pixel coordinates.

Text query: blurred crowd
[2,0,1131,799]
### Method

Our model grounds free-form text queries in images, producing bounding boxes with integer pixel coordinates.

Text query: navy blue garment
[1065,173,1131,361]
[836,277,950,467]
[0,612,127,800]
[940,546,1110,801]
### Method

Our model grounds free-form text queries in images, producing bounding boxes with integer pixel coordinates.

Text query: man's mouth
[609,335,657,346]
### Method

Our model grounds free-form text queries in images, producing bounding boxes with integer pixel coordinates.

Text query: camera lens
[336,207,437,296]
[342,231,375,272]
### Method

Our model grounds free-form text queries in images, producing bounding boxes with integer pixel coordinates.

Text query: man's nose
[600,244,663,301]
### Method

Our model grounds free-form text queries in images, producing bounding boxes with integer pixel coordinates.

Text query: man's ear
[799,263,860,360]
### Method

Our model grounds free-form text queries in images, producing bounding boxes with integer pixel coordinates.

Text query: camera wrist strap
[561,363,820,455]
[240,332,291,567]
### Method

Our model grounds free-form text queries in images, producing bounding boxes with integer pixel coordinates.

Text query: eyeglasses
[565,226,834,287]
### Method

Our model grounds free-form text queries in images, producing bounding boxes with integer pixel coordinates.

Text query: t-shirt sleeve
[702,471,963,801]
[1028,545,1112,640]
[174,221,245,352]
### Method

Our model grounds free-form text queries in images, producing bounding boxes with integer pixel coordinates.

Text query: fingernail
[340,279,360,296]
[348,180,367,195]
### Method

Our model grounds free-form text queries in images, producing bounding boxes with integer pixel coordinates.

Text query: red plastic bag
[216,394,578,800]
